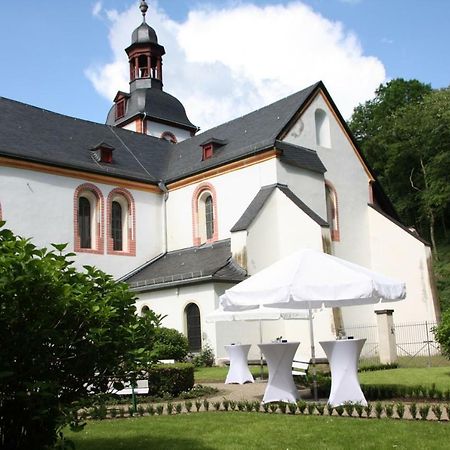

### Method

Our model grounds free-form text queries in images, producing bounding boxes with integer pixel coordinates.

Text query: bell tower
[106,1,197,140]
[126,0,165,91]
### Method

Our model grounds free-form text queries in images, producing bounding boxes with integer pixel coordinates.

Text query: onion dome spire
[140,0,149,22]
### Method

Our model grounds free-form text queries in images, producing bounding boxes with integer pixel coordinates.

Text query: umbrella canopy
[206,305,309,322]
[220,248,406,310]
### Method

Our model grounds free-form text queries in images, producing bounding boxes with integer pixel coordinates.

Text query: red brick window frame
[74,183,104,254]
[325,180,340,242]
[192,182,218,246]
[107,188,136,256]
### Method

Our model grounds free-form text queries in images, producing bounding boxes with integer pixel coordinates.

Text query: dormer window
[116,100,125,119]
[200,138,227,161]
[202,144,213,160]
[113,91,130,121]
[90,142,115,164]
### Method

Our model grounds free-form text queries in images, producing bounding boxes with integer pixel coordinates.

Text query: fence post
[375,309,398,364]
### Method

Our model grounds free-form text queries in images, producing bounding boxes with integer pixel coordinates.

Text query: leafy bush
[193,344,215,367]
[434,309,450,359]
[0,224,160,449]
[147,363,194,397]
[152,327,189,362]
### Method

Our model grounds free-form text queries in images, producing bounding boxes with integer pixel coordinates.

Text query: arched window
[74,184,104,254]
[111,201,123,251]
[315,108,331,148]
[161,131,177,143]
[107,188,136,256]
[140,305,151,316]
[192,183,218,246]
[205,195,214,240]
[79,197,91,248]
[325,181,340,241]
[185,303,201,352]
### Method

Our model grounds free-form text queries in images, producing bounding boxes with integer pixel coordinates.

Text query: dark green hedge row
[148,363,194,397]
[314,378,450,401]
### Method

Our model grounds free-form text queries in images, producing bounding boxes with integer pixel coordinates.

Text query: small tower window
[138,54,149,77]
[161,131,177,143]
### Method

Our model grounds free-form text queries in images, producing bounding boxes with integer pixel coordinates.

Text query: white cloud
[86,1,386,130]
[92,1,102,18]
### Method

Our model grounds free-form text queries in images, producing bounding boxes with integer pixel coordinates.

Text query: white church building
[0,2,440,361]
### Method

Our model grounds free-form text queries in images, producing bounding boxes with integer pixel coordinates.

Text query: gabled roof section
[123,239,246,291]
[231,183,328,232]
[275,140,326,174]
[164,82,321,182]
[0,97,172,184]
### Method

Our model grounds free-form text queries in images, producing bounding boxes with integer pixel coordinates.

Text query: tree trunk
[420,158,438,259]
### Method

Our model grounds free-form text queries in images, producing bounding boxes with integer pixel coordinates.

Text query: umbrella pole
[308,307,318,401]
[259,320,264,380]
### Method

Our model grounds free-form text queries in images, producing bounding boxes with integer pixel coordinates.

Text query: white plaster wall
[0,166,163,279]
[166,158,278,250]
[145,120,192,143]
[283,92,372,267]
[340,207,438,327]
[246,189,325,274]
[276,161,327,222]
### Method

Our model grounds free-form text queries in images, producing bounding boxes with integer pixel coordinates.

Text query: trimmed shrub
[152,327,189,362]
[148,363,194,397]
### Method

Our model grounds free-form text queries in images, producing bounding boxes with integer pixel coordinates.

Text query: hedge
[148,363,194,397]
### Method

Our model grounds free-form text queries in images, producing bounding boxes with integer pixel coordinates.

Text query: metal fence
[394,320,440,359]
[343,320,441,367]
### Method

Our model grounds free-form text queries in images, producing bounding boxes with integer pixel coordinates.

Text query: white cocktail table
[224,344,254,384]
[258,342,300,404]
[319,338,367,406]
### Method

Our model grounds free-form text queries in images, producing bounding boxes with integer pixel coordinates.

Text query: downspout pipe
[158,181,169,253]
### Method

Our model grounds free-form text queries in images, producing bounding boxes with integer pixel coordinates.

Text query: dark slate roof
[131,22,159,45]
[123,239,247,291]
[0,97,172,184]
[275,140,326,174]
[106,88,197,131]
[164,82,321,182]
[231,183,328,232]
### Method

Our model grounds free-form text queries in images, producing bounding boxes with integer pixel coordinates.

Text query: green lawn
[67,414,449,450]
[196,366,450,391]
[195,365,268,383]
[358,366,450,391]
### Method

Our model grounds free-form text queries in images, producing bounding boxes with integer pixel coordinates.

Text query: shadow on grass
[72,435,215,450]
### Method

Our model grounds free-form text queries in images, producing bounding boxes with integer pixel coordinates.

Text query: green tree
[349,80,450,251]
[0,224,161,450]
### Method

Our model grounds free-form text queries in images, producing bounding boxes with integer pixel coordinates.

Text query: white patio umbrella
[220,248,406,398]
[206,305,309,378]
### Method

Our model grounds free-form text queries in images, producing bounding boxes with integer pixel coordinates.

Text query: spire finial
[140,0,148,22]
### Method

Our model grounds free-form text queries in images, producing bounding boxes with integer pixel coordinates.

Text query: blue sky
[0,1,448,130]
